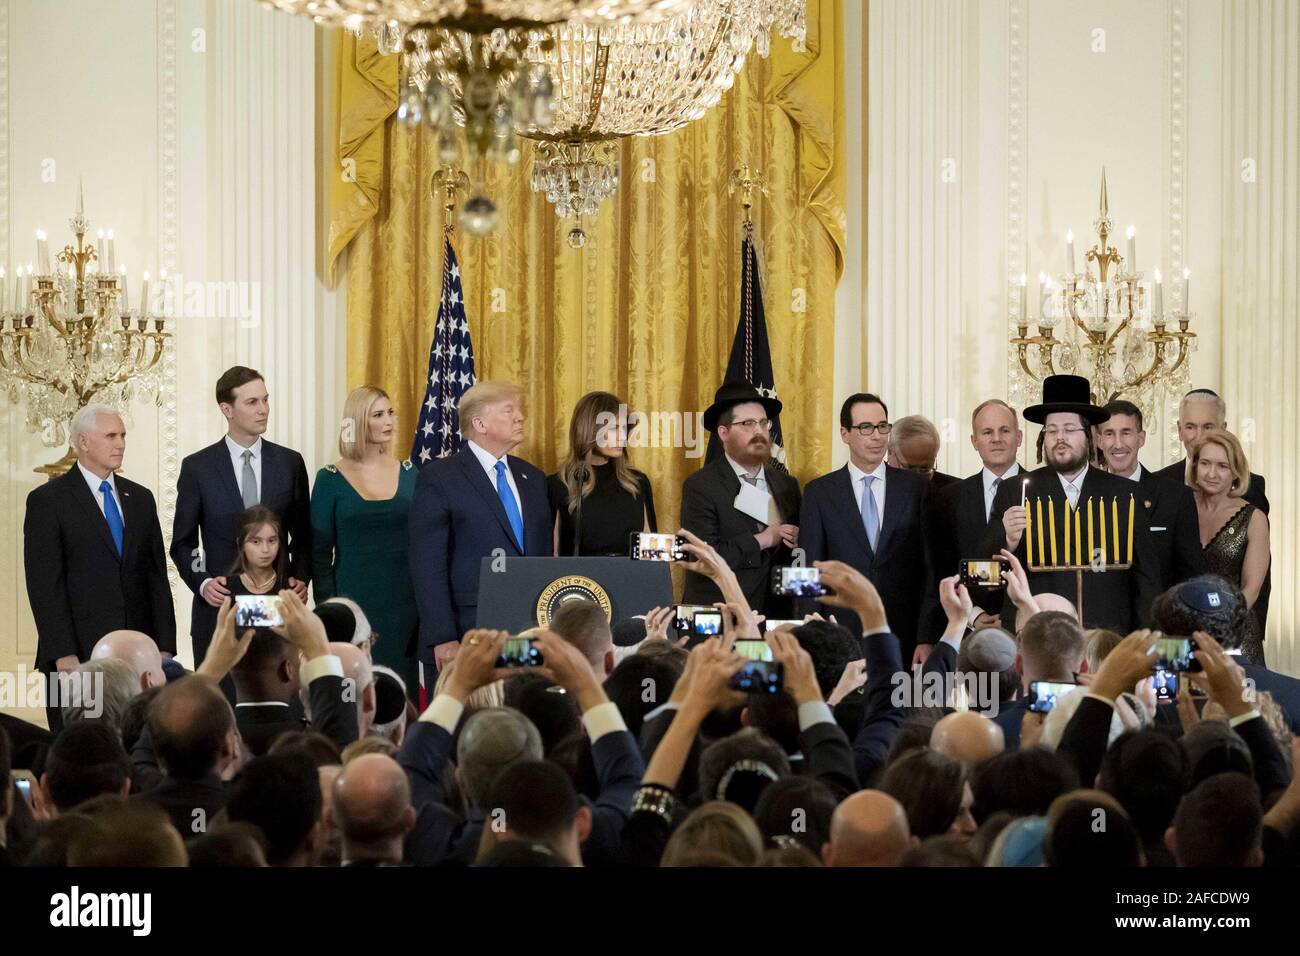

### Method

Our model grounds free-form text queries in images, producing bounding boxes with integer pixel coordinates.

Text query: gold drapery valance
[328,0,844,533]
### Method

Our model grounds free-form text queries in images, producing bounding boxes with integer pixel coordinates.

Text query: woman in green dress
[312,385,419,696]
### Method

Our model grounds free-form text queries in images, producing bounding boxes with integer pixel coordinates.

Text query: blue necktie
[861,474,879,552]
[495,461,525,551]
[100,480,124,556]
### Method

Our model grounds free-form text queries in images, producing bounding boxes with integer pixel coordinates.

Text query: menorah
[1022,481,1137,622]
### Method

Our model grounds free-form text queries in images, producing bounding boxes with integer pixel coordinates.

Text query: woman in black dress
[548,391,657,556]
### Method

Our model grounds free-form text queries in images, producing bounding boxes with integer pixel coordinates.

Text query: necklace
[245,571,277,592]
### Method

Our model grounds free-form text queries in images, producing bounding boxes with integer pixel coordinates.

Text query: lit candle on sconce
[1018,274,1027,324]
[106,230,116,273]
[1181,268,1190,312]
[97,230,107,275]
[36,230,50,275]
[1038,272,1049,319]
[1066,229,1076,274]
[1153,269,1163,321]
[140,271,151,319]
[0,266,7,313]
[1125,225,1136,272]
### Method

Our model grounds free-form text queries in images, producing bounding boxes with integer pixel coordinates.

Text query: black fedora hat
[702,381,783,433]
[1023,374,1109,426]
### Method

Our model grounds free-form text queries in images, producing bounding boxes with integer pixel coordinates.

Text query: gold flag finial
[1099,167,1109,219]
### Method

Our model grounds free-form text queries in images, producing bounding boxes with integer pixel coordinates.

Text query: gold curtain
[331,0,845,535]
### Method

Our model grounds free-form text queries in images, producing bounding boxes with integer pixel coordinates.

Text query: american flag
[412,236,476,464]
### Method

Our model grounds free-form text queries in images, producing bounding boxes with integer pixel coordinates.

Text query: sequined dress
[1202,503,1265,665]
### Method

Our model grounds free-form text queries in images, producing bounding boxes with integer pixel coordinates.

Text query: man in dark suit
[929,399,1025,629]
[171,366,311,672]
[801,393,935,666]
[889,414,960,491]
[680,382,801,616]
[983,376,1161,633]
[1096,399,1203,593]
[24,404,176,731]
[1154,387,1270,633]
[409,381,553,675]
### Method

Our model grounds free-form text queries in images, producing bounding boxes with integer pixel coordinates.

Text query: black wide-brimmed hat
[702,381,783,433]
[1023,374,1110,426]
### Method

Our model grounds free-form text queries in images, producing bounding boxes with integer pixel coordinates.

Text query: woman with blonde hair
[1189,430,1270,664]
[660,802,764,866]
[312,385,419,693]
[547,390,657,556]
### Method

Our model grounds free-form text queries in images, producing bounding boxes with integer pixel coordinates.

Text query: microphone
[572,462,589,557]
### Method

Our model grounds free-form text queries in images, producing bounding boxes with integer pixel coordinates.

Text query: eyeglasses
[1042,426,1088,439]
[847,422,892,436]
[728,418,772,431]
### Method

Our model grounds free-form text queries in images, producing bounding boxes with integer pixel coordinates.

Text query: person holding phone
[548,390,657,556]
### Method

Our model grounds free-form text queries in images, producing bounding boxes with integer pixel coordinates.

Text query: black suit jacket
[928,468,1023,619]
[408,443,553,654]
[1134,464,1204,592]
[800,464,934,661]
[1155,458,1271,632]
[679,454,801,615]
[982,465,1161,633]
[131,775,228,839]
[171,438,311,665]
[24,468,176,670]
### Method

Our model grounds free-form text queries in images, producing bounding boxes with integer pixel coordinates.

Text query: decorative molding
[1005,0,1027,414]
[1163,0,1188,462]
[158,0,179,589]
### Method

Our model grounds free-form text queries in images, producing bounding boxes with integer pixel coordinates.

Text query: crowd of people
[3,365,1297,868]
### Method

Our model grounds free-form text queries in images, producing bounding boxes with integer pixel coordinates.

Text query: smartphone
[764,619,804,632]
[1026,680,1079,714]
[11,770,35,806]
[629,532,689,562]
[497,636,545,668]
[692,610,723,638]
[1154,637,1202,672]
[772,566,830,597]
[673,604,711,632]
[729,659,784,694]
[734,639,774,662]
[234,594,283,628]
[1152,669,1178,702]
[960,558,1008,590]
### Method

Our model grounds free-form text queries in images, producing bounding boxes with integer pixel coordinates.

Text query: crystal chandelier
[0,186,171,475]
[405,0,805,234]
[1009,169,1196,426]
[259,1,690,29]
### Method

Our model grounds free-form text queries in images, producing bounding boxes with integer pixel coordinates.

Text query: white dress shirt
[467,438,522,516]
[982,463,1020,520]
[1117,463,1144,483]
[226,434,264,501]
[78,462,124,524]
[847,458,888,517]
[726,453,768,492]
[1058,463,1089,506]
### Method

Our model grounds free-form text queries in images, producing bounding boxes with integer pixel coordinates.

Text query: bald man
[92,630,166,693]
[328,642,376,739]
[331,754,415,866]
[821,790,914,867]
[1014,592,1079,633]
[931,711,1005,769]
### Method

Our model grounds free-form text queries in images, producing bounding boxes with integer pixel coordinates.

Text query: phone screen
[234,594,283,628]
[1152,670,1178,701]
[960,558,1008,589]
[692,611,723,637]
[1027,680,1079,713]
[772,566,829,597]
[497,636,544,668]
[674,605,710,632]
[630,532,686,562]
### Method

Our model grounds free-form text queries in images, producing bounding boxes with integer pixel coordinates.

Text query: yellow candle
[1126,493,1135,564]
[1075,506,1082,565]
[1036,496,1046,569]
[1048,497,1058,565]
[1099,497,1107,563]
[1024,495,1033,566]
[1087,496,1094,563]
[1112,496,1120,563]
[1063,499,1071,565]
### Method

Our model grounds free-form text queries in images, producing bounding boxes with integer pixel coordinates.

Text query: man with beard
[681,382,801,615]
[981,376,1160,632]
[1094,399,1203,593]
